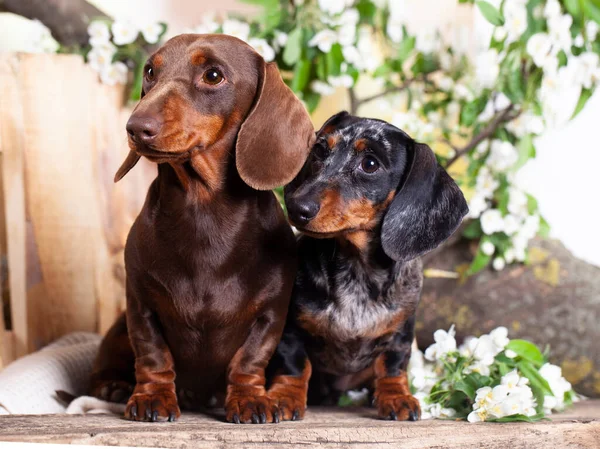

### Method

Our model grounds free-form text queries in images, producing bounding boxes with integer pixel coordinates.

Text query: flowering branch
[445,105,520,169]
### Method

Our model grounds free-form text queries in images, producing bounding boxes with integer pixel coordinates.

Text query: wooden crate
[0,53,155,367]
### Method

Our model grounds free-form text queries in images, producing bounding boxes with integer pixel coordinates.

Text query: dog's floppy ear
[236,61,315,191]
[316,111,351,136]
[381,143,468,262]
[114,150,141,183]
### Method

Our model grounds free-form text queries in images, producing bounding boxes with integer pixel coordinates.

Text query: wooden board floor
[0,401,599,448]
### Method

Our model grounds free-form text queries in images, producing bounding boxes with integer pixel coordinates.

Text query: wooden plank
[0,54,29,357]
[0,402,598,448]
[15,53,105,349]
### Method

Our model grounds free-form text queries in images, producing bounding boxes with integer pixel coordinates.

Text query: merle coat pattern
[266,112,468,421]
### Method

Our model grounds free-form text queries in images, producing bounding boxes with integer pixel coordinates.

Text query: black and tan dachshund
[266,111,468,421]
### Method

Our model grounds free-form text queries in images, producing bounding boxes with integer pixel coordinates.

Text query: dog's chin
[129,142,194,163]
[290,224,352,239]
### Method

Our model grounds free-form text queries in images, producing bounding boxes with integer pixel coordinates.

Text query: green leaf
[476,0,505,26]
[538,216,550,238]
[506,339,544,366]
[291,59,311,93]
[462,220,483,239]
[563,0,582,17]
[585,0,600,25]
[316,55,328,80]
[488,413,546,422]
[467,250,492,275]
[513,134,535,171]
[398,36,416,62]
[283,28,303,66]
[326,43,345,77]
[356,0,377,24]
[526,194,538,214]
[303,91,321,113]
[518,360,553,396]
[572,88,593,120]
[455,380,476,399]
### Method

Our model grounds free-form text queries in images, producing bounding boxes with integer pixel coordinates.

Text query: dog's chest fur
[295,238,422,374]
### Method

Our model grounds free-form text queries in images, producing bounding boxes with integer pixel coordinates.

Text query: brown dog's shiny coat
[89,34,314,424]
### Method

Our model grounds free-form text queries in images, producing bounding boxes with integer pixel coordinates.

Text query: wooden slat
[0,402,599,448]
[0,54,29,357]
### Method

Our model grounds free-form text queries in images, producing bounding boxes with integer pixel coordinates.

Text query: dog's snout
[126,115,163,144]
[287,198,320,226]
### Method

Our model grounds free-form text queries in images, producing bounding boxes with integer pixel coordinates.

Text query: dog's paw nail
[145,408,152,421]
[232,414,240,424]
[152,410,159,422]
[251,413,260,424]
[292,409,299,421]
[273,411,280,424]
[389,411,397,421]
[130,405,137,419]
[409,411,418,421]
[259,412,267,424]
[168,412,176,422]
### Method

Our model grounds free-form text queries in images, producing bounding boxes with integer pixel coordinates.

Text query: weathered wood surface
[0,53,155,356]
[420,237,600,398]
[0,402,598,448]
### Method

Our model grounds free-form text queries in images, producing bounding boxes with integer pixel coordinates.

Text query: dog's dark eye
[361,155,379,173]
[203,68,224,85]
[145,66,155,82]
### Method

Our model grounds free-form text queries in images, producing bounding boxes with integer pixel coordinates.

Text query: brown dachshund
[89,34,314,424]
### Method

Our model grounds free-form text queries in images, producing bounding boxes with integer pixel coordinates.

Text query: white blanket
[0,332,107,414]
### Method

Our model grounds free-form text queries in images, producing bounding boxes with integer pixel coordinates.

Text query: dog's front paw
[225,386,278,424]
[125,385,180,422]
[268,385,307,421]
[374,392,421,421]
[90,380,134,404]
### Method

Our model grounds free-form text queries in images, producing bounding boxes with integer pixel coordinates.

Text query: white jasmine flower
[141,23,163,44]
[574,34,584,48]
[111,20,140,46]
[338,24,357,47]
[87,21,110,46]
[272,31,289,51]
[424,325,457,362]
[521,214,540,239]
[487,140,518,172]
[318,0,353,16]
[436,75,454,91]
[503,214,521,235]
[100,61,128,86]
[494,26,507,42]
[222,19,250,42]
[570,52,600,89]
[468,194,489,219]
[356,27,381,72]
[475,167,498,198]
[311,80,335,96]
[544,0,562,20]
[87,46,116,73]
[548,14,573,53]
[481,209,504,235]
[308,29,339,53]
[508,188,529,217]
[503,2,528,43]
[475,49,500,89]
[338,8,360,26]
[501,370,529,392]
[328,74,354,88]
[249,38,275,62]
[342,45,361,66]
[387,18,404,43]
[527,33,554,69]
[490,326,510,350]
[194,13,220,34]
[587,21,599,41]
[504,249,516,264]
[415,29,439,54]
[453,83,473,101]
[481,241,495,256]
[505,349,517,358]
[506,111,544,137]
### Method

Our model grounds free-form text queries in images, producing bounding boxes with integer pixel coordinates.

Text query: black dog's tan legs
[372,316,420,421]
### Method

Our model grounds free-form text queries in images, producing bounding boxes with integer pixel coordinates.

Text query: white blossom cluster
[467,370,537,422]
[408,325,575,422]
[28,20,59,54]
[86,20,163,86]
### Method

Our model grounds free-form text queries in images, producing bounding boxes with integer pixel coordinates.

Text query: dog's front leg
[225,308,284,424]
[124,285,180,422]
[373,316,421,421]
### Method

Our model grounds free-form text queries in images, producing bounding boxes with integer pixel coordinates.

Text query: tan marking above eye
[327,134,339,149]
[354,139,368,152]
[191,51,206,66]
[153,54,164,68]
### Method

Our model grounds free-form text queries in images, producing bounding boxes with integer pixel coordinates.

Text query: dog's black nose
[126,115,162,144]
[287,200,320,225]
